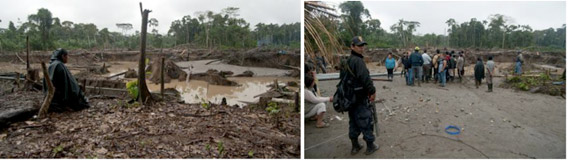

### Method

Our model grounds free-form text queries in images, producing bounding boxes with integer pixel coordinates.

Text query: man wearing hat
[341,36,379,155]
[409,46,424,86]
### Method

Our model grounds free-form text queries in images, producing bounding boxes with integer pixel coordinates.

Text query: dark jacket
[402,57,411,69]
[342,50,376,102]
[449,57,456,69]
[410,51,424,66]
[43,50,90,112]
[474,60,485,80]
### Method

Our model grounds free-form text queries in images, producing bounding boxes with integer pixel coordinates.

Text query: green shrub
[126,80,139,99]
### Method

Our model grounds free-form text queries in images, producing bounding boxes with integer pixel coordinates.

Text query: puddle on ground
[146,77,298,106]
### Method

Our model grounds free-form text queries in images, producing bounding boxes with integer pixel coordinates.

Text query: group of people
[397,48,467,87]
[388,47,518,91]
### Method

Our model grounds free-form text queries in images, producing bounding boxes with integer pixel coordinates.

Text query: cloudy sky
[0,0,301,34]
[324,1,566,35]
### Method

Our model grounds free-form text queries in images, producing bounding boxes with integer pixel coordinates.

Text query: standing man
[515,51,524,75]
[474,57,485,89]
[409,47,424,86]
[457,53,465,82]
[342,36,379,155]
[401,53,410,85]
[432,49,440,82]
[486,56,495,92]
[438,53,448,87]
[422,49,432,83]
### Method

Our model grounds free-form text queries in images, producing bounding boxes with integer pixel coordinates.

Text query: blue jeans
[411,66,422,84]
[406,69,413,85]
[439,70,446,86]
[515,62,522,75]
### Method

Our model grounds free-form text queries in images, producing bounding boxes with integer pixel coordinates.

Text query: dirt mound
[233,70,254,77]
[124,69,137,78]
[224,48,300,69]
[149,58,187,84]
[190,70,238,86]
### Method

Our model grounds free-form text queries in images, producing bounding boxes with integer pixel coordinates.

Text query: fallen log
[14,52,26,65]
[205,59,222,65]
[106,70,128,79]
[281,65,301,71]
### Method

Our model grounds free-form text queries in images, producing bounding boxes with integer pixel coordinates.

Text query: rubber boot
[489,84,493,92]
[364,141,379,155]
[351,139,362,155]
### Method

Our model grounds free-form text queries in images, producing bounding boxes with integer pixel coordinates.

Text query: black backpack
[332,59,358,113]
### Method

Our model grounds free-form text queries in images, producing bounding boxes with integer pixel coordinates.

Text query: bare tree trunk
[138,2,153,104]
[502,32,505,49]
[26,36,30,70]
[161,57,164,99]
[39,62,54,118]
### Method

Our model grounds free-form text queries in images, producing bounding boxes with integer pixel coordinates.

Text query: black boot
[364,141,379,155]
[351,139,362,155]
[489,84,493,92]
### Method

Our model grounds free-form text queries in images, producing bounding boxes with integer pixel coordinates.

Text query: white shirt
[422,53,432,65]
[304,87,328,104]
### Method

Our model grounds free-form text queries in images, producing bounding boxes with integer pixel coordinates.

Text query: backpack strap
[344,57,356,77]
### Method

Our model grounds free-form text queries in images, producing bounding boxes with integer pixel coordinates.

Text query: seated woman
[43,48,90,112]
[304,73,332,128]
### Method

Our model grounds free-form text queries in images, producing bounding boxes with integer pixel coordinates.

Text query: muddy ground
[305,74,565,158]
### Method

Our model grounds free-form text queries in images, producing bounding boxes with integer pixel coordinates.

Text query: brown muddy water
[103,60,297,106]
[145,77,298,106]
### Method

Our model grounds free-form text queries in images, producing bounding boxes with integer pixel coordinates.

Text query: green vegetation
[217,141,224,157]
[248,150,254,158]
[0,7,300,52]
[126,80,139,100]
[265,101,280,115]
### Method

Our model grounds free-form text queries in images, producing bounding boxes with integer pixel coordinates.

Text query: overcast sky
[324,1,566,35]
[0,0,301,34]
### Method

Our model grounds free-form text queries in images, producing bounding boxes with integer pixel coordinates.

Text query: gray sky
[0,0,301,35]
[325,1,566,35]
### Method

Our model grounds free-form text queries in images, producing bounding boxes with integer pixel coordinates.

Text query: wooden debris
[38,62,54,118]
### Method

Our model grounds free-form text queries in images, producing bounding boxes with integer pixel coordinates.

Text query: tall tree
[28,8,55,50]
[338,1,370,37]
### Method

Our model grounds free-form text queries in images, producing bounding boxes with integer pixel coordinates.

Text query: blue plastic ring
[445,125,461,135]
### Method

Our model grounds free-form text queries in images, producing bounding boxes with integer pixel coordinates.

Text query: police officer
[342,36,379,155]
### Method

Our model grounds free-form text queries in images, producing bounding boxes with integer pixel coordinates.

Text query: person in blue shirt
[385,52,397,80]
